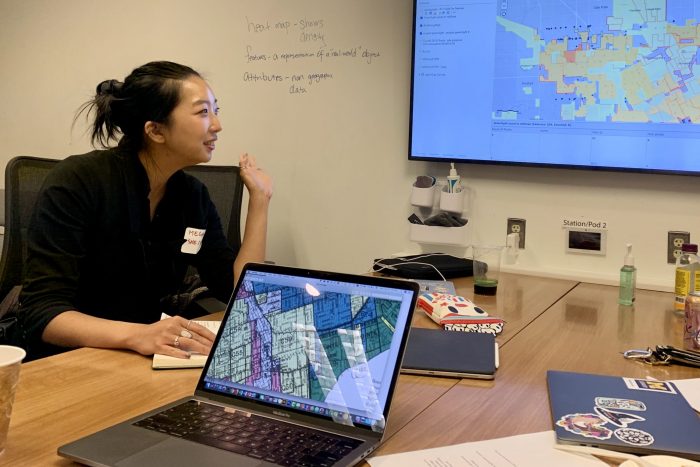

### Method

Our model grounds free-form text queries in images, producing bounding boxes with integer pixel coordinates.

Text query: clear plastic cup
[472,245,504,295]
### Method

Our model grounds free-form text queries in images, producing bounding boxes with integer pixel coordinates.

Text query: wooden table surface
[406,272,578,344]
[383,272,577,438]
[9,274,693,466]
[372,283,700,459]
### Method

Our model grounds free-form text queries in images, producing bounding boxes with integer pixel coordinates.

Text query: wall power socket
[507,218,526,249]
[667,231,691,264]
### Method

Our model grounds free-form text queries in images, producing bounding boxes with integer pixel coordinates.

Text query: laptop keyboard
[133,400,363,466]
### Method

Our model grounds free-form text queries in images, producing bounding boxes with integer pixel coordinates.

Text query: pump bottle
[446,163,460,193]
[618,243,636,306]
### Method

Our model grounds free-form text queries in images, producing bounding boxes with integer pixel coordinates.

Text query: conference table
[371,283,700,459]
[4,273,699,465]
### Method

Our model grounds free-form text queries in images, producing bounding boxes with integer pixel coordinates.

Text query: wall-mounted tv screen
[409,0,700,175]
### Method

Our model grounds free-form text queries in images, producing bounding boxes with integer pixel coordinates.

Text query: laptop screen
[200,265,417,432]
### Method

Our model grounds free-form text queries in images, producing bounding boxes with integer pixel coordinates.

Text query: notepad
[152,316,221,370]
[400,328,497,379]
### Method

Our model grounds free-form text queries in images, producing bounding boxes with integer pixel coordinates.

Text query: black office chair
[0,157,59,341]
[183,164,243,252]
[181,164,244,314]
[0,156,60,304]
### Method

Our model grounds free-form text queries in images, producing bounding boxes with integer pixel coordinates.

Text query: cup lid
[0,346,26,366]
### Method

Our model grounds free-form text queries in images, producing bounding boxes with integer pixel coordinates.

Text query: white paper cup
[0,346,25,456]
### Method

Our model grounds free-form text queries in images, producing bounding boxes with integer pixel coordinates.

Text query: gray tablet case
[401,328,496,379]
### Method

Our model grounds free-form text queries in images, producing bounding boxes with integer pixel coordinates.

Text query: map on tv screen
[410,0,700,174]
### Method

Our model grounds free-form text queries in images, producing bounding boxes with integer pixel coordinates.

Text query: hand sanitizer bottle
[446,163,461,193]
[618,243,636,306]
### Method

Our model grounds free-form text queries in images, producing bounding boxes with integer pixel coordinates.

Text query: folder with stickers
[547,370,700,460]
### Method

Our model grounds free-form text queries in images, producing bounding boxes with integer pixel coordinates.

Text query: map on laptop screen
[203,272,408,430]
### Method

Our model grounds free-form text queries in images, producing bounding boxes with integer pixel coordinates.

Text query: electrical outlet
[507,218,526,248]
[667,231,690,264]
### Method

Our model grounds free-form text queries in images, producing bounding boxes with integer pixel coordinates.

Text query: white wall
[0,0,696,294]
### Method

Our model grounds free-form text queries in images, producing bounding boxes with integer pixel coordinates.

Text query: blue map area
[492,0,700,125]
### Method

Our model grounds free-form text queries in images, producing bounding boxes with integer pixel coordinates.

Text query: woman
[18,61,273,360]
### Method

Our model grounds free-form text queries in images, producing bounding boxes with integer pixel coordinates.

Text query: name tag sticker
[181,227,206,254]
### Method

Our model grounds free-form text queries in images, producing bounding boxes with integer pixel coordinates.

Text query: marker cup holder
[410,184,436,208]
[439,187,464,214]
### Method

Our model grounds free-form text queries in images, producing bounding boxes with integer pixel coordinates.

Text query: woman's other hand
[239,153,273,201]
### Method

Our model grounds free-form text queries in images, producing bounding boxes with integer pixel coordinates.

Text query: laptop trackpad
[116,438,263,467]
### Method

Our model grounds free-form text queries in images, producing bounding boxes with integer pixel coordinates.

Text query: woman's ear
[144,121,166,144]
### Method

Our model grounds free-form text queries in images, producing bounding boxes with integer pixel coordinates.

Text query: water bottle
[674,243,700,313]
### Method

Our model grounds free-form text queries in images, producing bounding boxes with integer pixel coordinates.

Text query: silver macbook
[58,263,419,466]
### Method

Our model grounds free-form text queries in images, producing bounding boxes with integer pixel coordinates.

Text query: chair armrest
[189,296,227,316]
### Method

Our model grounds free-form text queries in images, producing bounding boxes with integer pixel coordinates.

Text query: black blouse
[18,148,236,358]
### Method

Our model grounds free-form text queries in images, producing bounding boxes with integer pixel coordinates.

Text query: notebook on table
[152,315,221,369]
[547,370,700,461]
[400,328,497,379]
[58,262,419,467]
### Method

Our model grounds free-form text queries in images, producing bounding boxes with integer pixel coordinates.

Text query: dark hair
[76,61,201,152]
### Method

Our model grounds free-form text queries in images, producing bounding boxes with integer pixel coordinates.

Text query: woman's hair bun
[96,79,123,97]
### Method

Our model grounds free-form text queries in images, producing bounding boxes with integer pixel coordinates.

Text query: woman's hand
[239,153,273,201]
[127,316,217,359]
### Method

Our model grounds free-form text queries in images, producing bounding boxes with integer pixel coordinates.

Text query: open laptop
[547,370,700,460]
[58,263,419,467]
[401,328,496,379]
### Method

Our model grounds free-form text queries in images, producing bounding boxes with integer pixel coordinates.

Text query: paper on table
[554,444,700,467]
[670,378,700,413]
[152,314,221,369]
[367,431,606,467]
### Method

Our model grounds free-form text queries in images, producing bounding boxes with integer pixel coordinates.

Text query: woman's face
[160,76,222,166]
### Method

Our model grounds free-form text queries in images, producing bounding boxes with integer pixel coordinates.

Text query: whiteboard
[3,0,700,289]
[0,0,420,273]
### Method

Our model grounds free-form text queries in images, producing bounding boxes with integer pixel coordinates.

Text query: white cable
[372,252,466,281]
[371,259,447,282]
[393,252,460,263]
